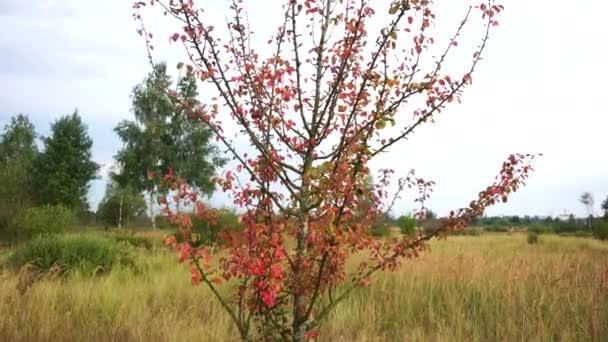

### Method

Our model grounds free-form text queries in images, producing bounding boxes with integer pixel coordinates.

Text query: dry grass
[1,233,607,341]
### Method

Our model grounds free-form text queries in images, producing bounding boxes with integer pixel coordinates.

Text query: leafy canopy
[0,114,38,230]
[32,111,99,212]
[114,62,226,196]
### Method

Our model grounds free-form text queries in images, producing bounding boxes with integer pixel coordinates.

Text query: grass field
[1,233,607,341]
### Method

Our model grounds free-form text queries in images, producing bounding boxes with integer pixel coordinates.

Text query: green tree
[601,196,608,220]
[508,215,521,225]
[0,114,38,231]
[167,69,226,194]
[0,114,38,164]
[579,192,594,230]
[396,215,417,235]
[97,180,146,228]
[114,63,225,229]
[32,111,99,213]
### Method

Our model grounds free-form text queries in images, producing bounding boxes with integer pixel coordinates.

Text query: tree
[579,192,594,230]
[396,215,417,235]
[32,111,99,213]
[425,209,438,221]
[601,196,608,220]
[114,63,225,229]
[114,63,172,229]
[0,114,38,230]
[508,215,521,225]
[168,69,227,195]
[135,0,538,340]
[97,180,147,228]
[0,114,38,164]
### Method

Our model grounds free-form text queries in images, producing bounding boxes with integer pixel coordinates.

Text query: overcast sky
[1,0,607,218]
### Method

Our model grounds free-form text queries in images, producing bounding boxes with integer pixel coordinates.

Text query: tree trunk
[292,215,309,342]
[149,193,156,230]
[293,155,313,342]
[118,194,123,230]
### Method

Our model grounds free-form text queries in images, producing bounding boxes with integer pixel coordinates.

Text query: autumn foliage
[133,0,538,340]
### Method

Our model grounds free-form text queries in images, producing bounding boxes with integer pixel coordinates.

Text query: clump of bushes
[452,226,483,236]
[552,219,582,235]
[527,232,539,244]
[8,205,75,240]
[592,220,608,240]
[570,230,593,238]
[7,234,137,276]
[527,224,551,234]
[107,231,154,250]
[191,208,243,245]
[369,222,392,237]
[421,219,441,236]
[484,225,510,233]
[167,208,244,246]
[396,215,417,235]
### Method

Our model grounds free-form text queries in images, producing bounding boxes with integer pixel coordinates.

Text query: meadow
[0,232,607,342]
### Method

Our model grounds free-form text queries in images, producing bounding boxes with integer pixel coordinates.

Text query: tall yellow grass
[1,233,607,341]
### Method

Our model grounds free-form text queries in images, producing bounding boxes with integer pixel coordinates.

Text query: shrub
[78,210,98,227]
[107,231,154,250]
[452,226,483,236]
[193,208,243,245]
[421,219,441,236]
[484,225,510,233]
[527,224,551,234]
[369,222,392,238]
[9,205,75,240]
[97,186,147,227]
[469,227,483,236]
[396,215,417,235]
[552,219,583,235]
[7,234,136,276]
[127,214,152,228]
[156,216,174,229]
[527,232,539,244]
[592,220,608,240]
[170,208,244,246]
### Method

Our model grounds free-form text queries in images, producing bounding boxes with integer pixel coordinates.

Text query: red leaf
[164,236,177,246]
